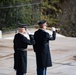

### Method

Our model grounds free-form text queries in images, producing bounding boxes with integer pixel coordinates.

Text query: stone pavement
[0,29,76,75]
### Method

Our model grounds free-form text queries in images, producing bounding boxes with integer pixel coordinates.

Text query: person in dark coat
[33,20,56,75]
[13,24,35,75]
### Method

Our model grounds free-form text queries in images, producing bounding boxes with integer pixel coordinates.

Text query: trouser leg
[43,68,47,75]
[16,71,23,75]
[37,67,47,75]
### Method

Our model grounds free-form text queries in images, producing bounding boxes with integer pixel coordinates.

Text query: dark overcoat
[13,33,35,73]
[33,29,56,68]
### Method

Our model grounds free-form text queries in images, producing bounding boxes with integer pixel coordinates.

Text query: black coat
[13,33,35,73]
[33,29,56,68]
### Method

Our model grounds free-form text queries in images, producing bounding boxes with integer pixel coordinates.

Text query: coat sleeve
[46,31,56,40]
[13,34,18,50]
[23,34,35,45]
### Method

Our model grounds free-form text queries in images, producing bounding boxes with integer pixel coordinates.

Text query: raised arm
[46,27,56,40]
[23,29,35,45]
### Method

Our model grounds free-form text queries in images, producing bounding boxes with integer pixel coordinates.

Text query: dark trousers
[16,71,26,75]
[37,67,47,75]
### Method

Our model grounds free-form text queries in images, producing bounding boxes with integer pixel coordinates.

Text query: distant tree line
[40,0,76,37]
[0,0,41,30]
[0,0,76,37]
[58,0,76,37]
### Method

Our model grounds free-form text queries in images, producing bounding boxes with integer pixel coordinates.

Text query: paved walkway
[0,29,76,75]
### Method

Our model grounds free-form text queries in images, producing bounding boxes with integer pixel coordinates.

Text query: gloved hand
[52,27,56,31]
[26,29,31,35]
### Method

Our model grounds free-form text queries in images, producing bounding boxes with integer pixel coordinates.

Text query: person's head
[38,20,47,29]
[18,24,26,34]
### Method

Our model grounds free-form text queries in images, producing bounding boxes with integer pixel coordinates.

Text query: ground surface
[0,29,76,75]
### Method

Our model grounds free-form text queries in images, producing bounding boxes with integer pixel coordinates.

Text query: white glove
[52,27,56,31]
[26,29,31,35]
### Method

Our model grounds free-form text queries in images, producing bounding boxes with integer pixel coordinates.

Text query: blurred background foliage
[0,0,76,37]
[0,0,41,30]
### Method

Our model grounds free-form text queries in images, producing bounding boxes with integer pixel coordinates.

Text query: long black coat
[13,33,35,73]
[33,29,56,68]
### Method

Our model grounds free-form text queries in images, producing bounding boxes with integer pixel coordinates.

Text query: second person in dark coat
[13,24,35,75]
[33,20,56,75]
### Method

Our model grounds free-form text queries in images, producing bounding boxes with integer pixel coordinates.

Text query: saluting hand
[52,27,56,31]
[26,29,31,35]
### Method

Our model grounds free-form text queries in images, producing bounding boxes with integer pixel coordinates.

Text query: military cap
[38,20,46,25]
[18,23,27,28]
